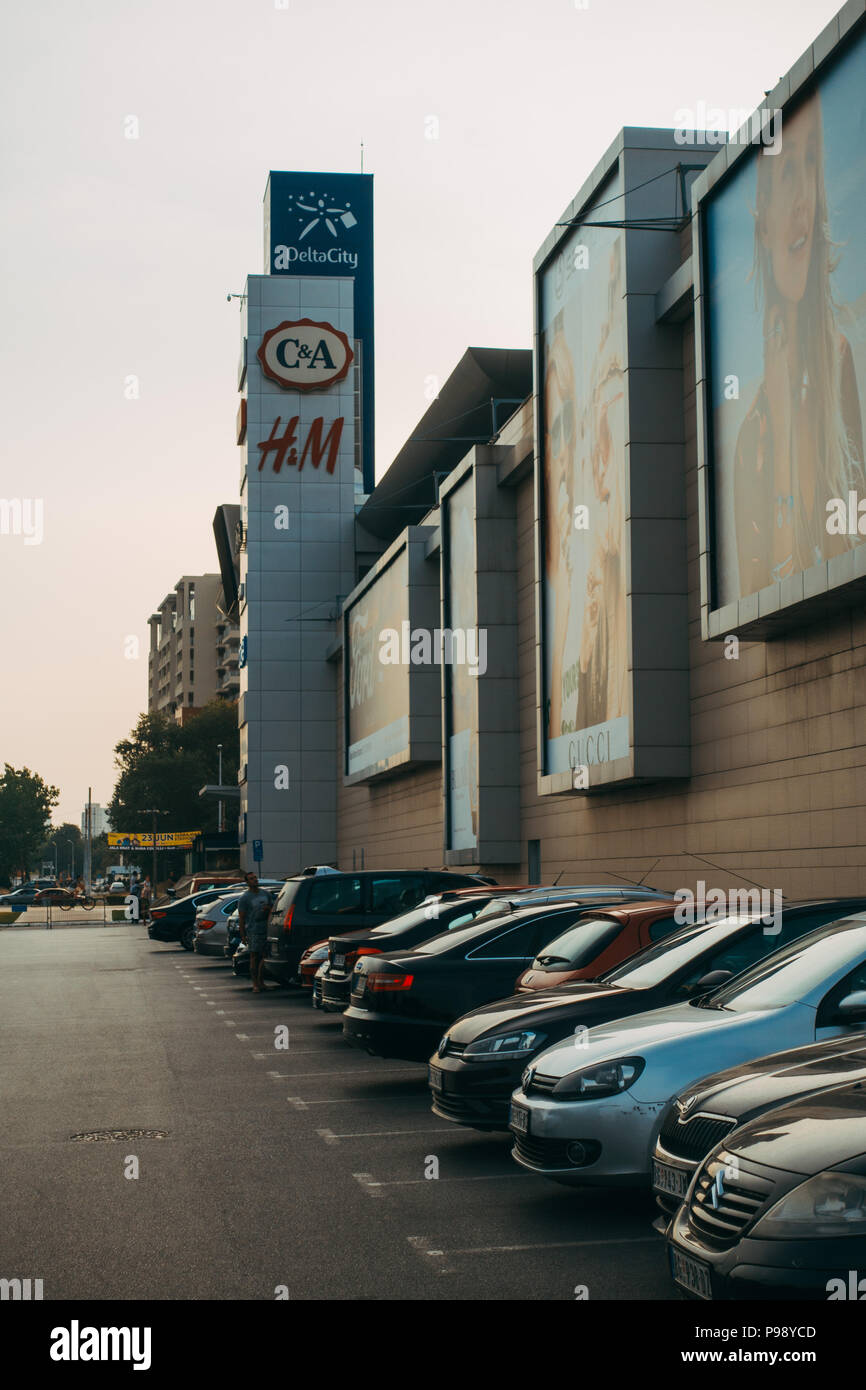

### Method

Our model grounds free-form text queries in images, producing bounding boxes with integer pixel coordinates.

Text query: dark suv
[264,868,494,984]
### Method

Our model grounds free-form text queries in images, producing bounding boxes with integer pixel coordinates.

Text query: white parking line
[448,1236,662,1253]
[406,1236,455,1274]
[317,1127,456,1144]
[267,1066,420,1079]
[353,1172,385,1199]
[287,1096,433,1109]
[362,1173,533,1188]
[231,1036,334,1047]
[405,1232,661,1276]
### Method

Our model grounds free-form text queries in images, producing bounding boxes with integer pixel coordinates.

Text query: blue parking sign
[252,839,263,862]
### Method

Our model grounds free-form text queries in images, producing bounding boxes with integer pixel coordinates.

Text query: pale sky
[0,0,842,824]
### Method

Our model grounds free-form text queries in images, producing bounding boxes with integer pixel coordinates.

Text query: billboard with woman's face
[540,222,630,777]
[705,31,866,608]
[346,550,410,777]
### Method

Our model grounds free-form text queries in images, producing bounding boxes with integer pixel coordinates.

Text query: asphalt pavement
[0,922,675,1300]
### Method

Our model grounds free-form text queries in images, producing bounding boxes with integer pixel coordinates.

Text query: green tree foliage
[0,765,60,885]
[35,821,84,878]
[108,701,239,834]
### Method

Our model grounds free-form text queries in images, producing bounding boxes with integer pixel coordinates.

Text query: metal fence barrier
[39,896,146,929]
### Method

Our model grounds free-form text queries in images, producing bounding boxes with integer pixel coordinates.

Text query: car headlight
[552,1057,645,1100]
[752,1172,866,1239]
[464,1031,546,1061]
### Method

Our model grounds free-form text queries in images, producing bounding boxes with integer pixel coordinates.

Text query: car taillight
[199,919,216,930]
[345,947,382,970]
[282,904,294,933]
[366,972,414,993]
[151,910,166,919]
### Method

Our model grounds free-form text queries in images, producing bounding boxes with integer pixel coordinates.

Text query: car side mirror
[835,990,866,1024]
[690,969,733,992]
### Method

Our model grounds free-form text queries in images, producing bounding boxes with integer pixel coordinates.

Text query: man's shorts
[247,928,268,954]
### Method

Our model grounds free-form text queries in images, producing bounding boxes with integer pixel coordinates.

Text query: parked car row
[156,868,866,1300]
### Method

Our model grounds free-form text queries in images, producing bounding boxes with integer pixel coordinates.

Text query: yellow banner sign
[108,832,200,849]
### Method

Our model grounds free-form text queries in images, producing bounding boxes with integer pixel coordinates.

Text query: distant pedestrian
[237,871,273,994]
[140,877,151,921]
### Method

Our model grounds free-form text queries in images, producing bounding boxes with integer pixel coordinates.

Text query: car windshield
[600,917,741,988]
[470,889,633,922]
[412,906,573,956]
[472,897,520,921]
[534,917,623,968]
[698,921,866,1012]
[369,899,488,937]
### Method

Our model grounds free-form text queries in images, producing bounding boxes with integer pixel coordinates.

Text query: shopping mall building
[223,2,866,900]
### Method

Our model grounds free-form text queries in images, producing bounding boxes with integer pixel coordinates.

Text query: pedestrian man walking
[140,876,152,922]
[237,870,273,994]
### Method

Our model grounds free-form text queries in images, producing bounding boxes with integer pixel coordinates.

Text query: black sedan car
[668,1078,866,1300]
[425,897,866,1131]
[343,893,678,1062]
[653,1033,866,1218]
[318,890,506,1011]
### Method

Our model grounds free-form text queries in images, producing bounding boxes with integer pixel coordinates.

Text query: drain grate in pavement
[69,1129,168,1142]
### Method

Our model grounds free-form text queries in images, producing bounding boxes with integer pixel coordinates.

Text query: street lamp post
[64,838,75,880]
[141,808,159,892]
[217,744,223,835]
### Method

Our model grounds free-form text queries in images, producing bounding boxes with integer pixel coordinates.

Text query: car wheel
[179,926,195,951]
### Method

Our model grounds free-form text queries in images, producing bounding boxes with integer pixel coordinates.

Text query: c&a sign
[257,318,354,392]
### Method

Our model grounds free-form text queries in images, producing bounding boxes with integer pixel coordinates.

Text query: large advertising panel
[264,172,375,492]
[539,222,630,777]
[705,31,866,609]
[445,478,478,851]
[346,551,410,778]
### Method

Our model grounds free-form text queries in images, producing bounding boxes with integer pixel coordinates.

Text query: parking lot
[0,922,674,1301]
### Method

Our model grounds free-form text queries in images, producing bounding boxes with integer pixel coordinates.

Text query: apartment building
[80,803,110,837]
[147,574,239,719]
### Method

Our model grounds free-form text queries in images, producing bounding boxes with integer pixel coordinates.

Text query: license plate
[334,955,345,969]
[670,1247,712,1300]
[428,1064,444,1092]
[509,1102,530,1135]
[653,1160,690,1199]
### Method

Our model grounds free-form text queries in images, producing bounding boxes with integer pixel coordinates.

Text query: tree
[34,822,84,880]
[108,701,239,834]
[0,765,60,885]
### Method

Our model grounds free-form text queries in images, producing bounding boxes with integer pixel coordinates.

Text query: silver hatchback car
[194,881,283,957]
[193,892,243,956]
